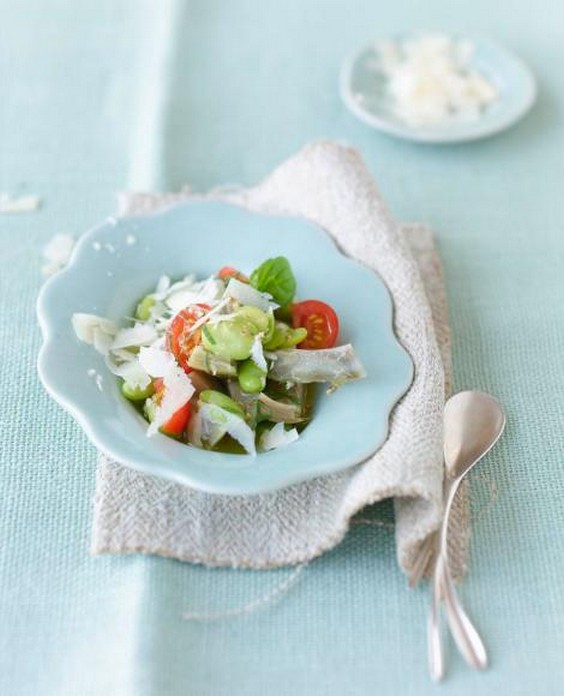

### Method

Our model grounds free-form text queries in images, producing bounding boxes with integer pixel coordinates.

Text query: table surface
[1,1,563,695]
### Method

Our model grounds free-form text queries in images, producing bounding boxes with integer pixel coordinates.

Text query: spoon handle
[441,562,488,669]
[427,557,445,681]
[440,477,488,671]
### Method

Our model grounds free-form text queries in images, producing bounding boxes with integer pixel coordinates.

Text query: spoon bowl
[444,391,506,480]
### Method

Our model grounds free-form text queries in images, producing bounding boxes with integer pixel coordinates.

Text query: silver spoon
[428,391,506,681]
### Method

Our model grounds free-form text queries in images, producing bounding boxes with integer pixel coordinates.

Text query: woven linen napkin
[92,141,469,577]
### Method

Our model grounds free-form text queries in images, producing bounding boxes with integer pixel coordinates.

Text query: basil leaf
[249,256,296,306]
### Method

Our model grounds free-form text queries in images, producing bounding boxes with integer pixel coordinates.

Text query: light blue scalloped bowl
[37,201,413,495]
[340,35,537,143]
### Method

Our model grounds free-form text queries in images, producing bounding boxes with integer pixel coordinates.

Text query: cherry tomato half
[292,300,339,350]
[152,378,192,437]
[160,401,192,437]
[217,266,249,283]
[167,303,211,372]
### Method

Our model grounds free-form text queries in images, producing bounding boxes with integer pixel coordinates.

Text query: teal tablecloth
[1,1,563,694]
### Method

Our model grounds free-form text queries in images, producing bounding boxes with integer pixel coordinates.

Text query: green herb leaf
[249,256,296,307]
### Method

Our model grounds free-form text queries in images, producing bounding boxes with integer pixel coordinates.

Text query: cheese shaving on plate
[374,33,498,127]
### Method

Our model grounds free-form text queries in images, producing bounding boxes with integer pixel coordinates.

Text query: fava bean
[135,295,156,321]
[199,390,245,418]
[121,380,155,401]
[238,359,267,394]
[262,322,307,350]
[202,317,257,360]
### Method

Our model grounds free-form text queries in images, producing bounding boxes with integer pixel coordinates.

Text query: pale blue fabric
[1,1,563,695]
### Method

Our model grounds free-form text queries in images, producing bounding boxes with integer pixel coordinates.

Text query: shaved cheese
[138,344,176,377]
[72,314,118,354]
[106,357,151,390]
[151,274,213,302]
[373,34,498,127]
[195,403,256,455]
[259,422,299,451]
[42,234,75,276]
[165,277,225,313]
[182,297,230,336]
[0,192,41,213]
[250,333,267,372]
[164,275,197,295]
[110,324,158,350]
[93,327,115,355]
[207,312,239,326]
[224,278,274,311]
[111,348,138,362]
[155,275,171,296]
[187,409,225,448]
[148,300,167,323]
[148,365,195,436]
[165,290,205,313]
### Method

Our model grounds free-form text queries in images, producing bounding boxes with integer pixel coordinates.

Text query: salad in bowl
[38,200,412,494]
[72,256,366,456]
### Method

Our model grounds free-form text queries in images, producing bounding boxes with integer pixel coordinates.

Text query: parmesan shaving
[259,422,299,451]
[106,358,151,390]
[111,348,138,362]
[155,275,171,296]
[165,277,225,313]
[138,344,176,377]
[72,314,118,354]
[374,33,498,127]
[0,192,41,213]
[42,234,75,276]
[110,324,158,350]
[195,403,257,456]
[93,327,115,356]
[250,333,267,372]
[183,297,231,336]
[224,278,273,312]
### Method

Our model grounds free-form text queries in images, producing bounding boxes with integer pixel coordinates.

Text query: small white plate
[340,35,537,143]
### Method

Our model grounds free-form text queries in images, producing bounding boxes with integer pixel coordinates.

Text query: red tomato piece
[152,378,192,437]
[292,300,340,349]
[167,303,211,372]
[217,266,249,283]
[160,401,192,437]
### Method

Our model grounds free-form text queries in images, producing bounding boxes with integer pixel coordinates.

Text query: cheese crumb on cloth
[0,192,41,213]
